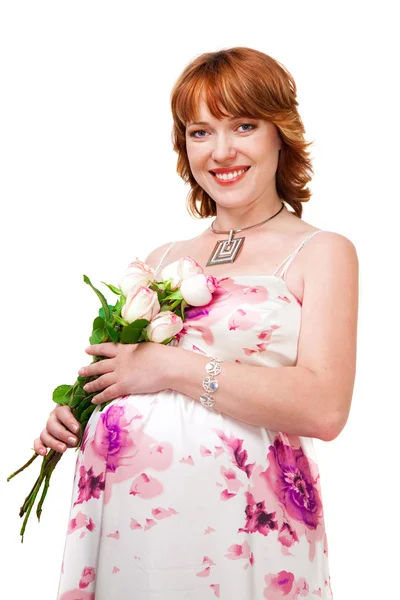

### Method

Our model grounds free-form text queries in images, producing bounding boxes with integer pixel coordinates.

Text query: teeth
[214,168,247,180]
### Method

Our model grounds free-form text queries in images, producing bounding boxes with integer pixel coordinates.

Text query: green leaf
[98,305,114,320]
[80,403,97,423]
[92,316,105,331]
[160,304,172,312]
[163,290,183,301]
[163,280,175,293]
[70,386,87,408]
[169,299,181,311]
[129,318,150,329]
[77,375,86,384]
[180,300,187,320]
[72,401,86,421]
[120,319,149,344]
[141,328,150,342]
[105,323,119,343]
[90,328,106,344]
[114,296,126,316]
[83,275,111,321]
[53,384,74,405]
[113,314,129,327]
[101,282,123,295]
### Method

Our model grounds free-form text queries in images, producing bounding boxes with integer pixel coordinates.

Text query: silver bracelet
[200,357,222,409]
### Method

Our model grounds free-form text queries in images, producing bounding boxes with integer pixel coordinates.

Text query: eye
[238,123,256,132]
[189,129,207,139]
[188,123,256,139]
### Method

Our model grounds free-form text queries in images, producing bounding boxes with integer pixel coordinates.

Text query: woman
[35,47,358,599]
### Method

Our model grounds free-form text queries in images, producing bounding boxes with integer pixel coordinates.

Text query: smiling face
[185,97,282,212]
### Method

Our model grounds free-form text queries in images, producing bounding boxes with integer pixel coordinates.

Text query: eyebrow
[187,116,245,127]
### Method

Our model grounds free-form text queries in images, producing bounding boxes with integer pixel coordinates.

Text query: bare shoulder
[301,230,359,282]
[144,241,175,270]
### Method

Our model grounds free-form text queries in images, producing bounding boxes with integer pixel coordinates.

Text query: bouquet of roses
[7,255,218,541]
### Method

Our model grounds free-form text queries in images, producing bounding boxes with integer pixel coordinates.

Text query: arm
[163,233,359,442]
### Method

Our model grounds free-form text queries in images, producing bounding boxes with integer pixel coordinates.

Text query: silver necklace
[206,200,285,267]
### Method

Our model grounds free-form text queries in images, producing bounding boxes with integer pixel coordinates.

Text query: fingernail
[68,436,77,446]
[71,424,79,433]
[39,449,47,456]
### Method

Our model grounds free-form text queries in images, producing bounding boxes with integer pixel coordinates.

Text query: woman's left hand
[78,342,170,404]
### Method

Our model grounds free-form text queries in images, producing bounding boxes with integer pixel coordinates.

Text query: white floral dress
[57,229,333,600]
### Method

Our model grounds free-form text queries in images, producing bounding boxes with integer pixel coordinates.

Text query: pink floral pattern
[57,270,332,599]
[264,570,309,599]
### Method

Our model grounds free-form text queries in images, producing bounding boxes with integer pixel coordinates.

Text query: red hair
[170,47,314,219]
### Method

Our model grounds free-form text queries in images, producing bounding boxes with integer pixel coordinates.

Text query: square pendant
[206,237,244,266]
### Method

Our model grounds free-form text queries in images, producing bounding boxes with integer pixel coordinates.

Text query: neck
[212,200,286,232]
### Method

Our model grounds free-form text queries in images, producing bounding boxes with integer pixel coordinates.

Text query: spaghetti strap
[273,230,325,280]
[153,241,177,280]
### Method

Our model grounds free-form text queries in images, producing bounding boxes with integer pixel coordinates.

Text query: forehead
[187,97,251,126]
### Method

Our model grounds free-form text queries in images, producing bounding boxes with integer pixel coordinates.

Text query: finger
[33,437,48,456]
[83,373,115,394]
[78,358,114,379]
[39,428,70,453]
[85,343,119,358]
[46,415,80,449]
[91,383,122,405]
[54,405,81,435]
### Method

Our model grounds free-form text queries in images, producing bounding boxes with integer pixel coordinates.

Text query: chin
[210,192,257,208]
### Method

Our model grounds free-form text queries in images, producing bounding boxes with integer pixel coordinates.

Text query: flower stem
[7,452,39,481]
[15,449,62,542]
[36,452,62,521]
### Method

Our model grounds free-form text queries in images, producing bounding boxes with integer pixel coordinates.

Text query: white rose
[159,260,181,289]
[119,259,155,297]
[160,256,203,290]
[145,311,183,343]
[178,256,204,280]
[180,274,219,307]
[121,286,160,324]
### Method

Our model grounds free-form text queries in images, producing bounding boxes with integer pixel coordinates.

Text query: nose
[211,133,237,163]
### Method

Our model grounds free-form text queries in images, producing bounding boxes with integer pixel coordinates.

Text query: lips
[210,166,251,185]
[210,166,251,175]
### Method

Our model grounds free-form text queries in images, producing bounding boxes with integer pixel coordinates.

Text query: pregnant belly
[78,390,278,497]
[74,390,320,531]
[74,390,267,510]
[85,388,278,457]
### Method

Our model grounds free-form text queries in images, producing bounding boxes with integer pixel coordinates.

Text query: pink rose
[180,274,219,306]
[145,311,183,343]
[118,259,155,297]
[121,286,160,324]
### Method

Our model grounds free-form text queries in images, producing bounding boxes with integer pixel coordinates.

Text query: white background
[1,2,398,599]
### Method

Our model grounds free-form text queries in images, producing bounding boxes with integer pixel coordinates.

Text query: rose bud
[180,274,218,307]
[121,286,160,324]
[160,257,203,290]
[145,311,183,343]
[205,275,219,294]
[118,259,155,297]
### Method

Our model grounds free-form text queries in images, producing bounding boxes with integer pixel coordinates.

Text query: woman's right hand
[33,406,81,455]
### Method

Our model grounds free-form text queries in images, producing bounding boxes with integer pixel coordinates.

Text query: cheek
[187,147,209,171]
